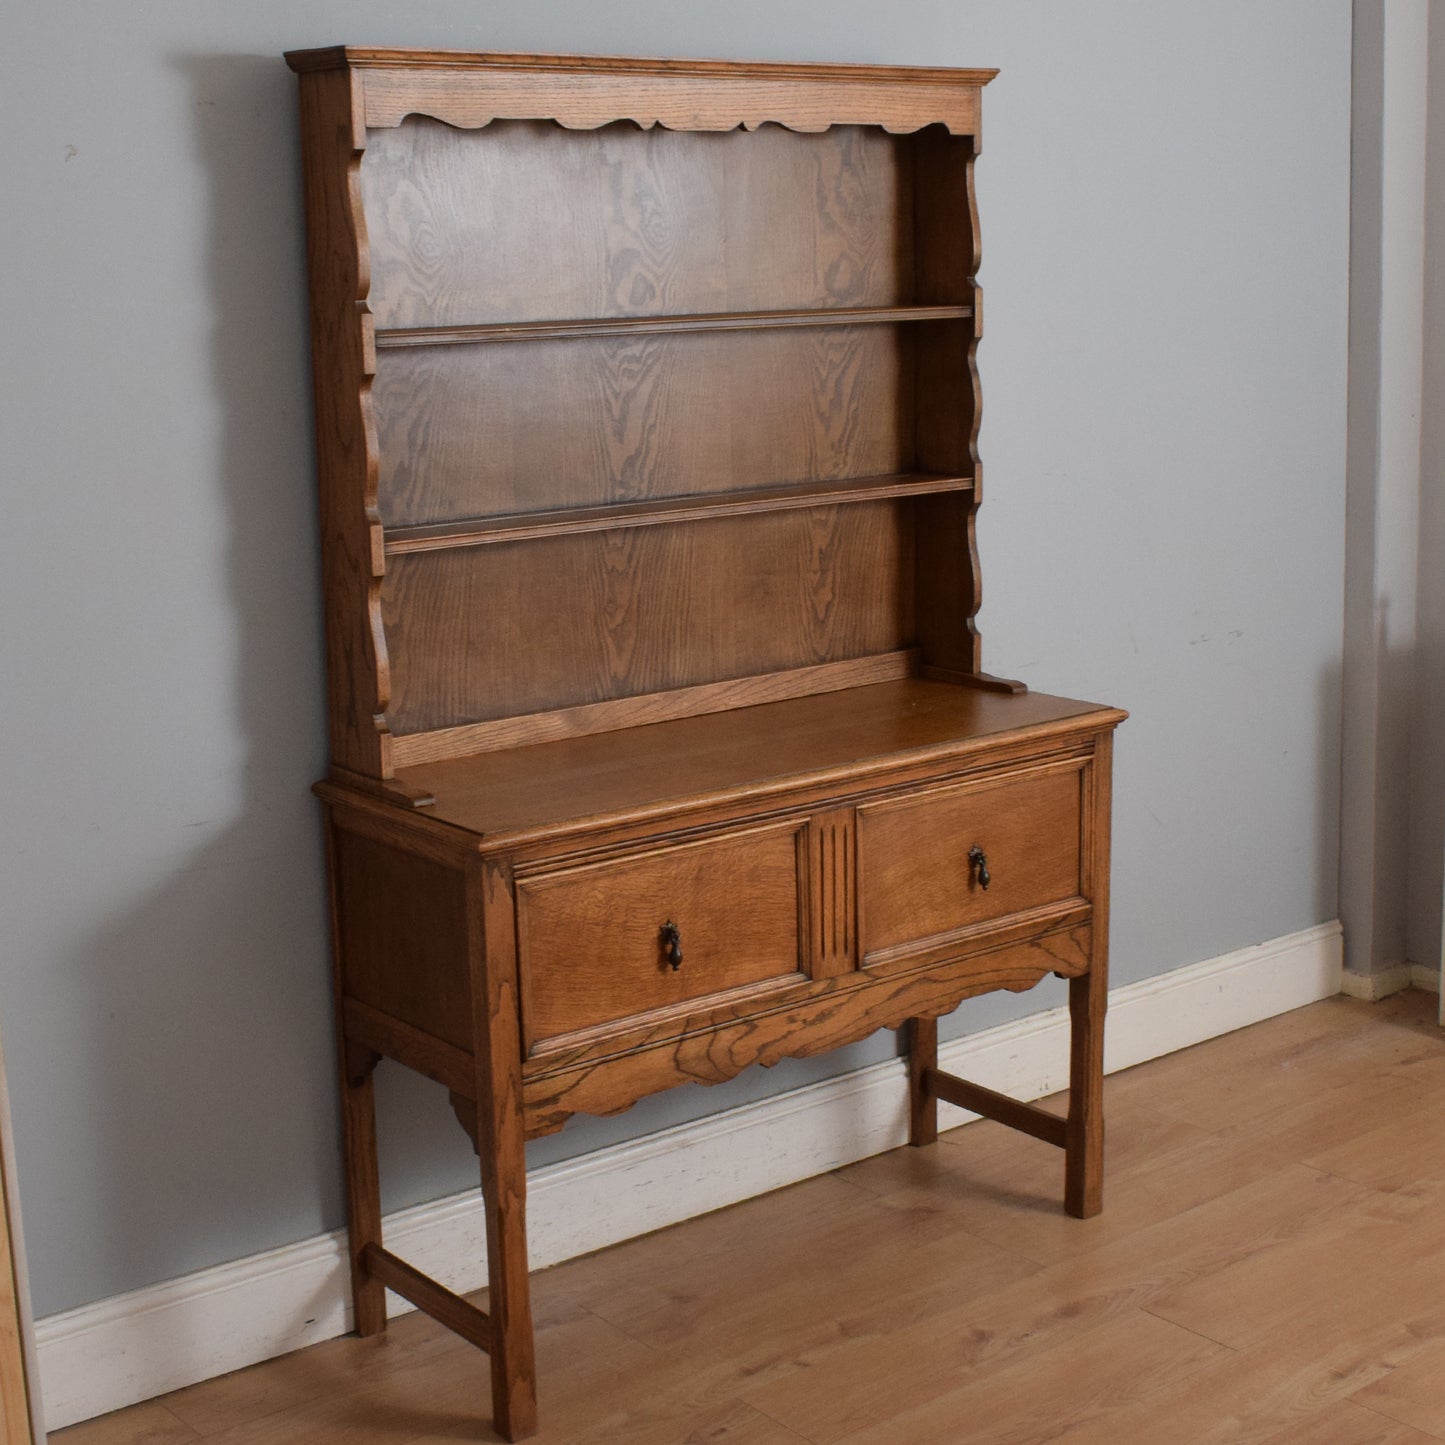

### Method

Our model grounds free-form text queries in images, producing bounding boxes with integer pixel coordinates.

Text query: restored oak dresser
[285,45,1125,1439]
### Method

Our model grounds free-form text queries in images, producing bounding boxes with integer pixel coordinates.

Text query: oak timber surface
[389,680,1121,842]
[382,508,916,735]
[362,120,916,331]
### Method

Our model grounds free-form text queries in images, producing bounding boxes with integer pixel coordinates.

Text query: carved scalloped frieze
[960,141,985,666]
[359,69,983,137]
[523,926,1091,1137]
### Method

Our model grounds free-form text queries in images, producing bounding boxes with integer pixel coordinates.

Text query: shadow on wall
[48,52,344,1311]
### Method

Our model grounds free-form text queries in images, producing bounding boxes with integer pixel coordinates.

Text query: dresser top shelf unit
[289,44,1001,786]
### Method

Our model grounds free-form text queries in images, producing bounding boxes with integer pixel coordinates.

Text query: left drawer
[515,820,807,1053]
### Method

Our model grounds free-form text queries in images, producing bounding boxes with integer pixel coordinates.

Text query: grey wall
[0,0,1350,1320]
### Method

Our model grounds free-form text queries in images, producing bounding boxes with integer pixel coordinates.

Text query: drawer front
[516,821,805,1050]
[858,760,1087,960]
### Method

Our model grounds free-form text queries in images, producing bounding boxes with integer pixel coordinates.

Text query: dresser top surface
[382,680,1124,846]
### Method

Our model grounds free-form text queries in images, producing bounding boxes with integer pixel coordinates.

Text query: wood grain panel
[516,822,805,1050]
[372,324,915,526]
[913,318,975,476]
[391,652,918,767]
[912,127,977,303]
[381,502,916,734]
[915,490,982,675]
[362,120,912,329]
[333,828,472,1050]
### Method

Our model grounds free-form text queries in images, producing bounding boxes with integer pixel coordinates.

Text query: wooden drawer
[857,759,1087,964]
[516,820,805,1051]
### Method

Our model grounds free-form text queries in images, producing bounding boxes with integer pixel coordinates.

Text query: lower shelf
[382,471,975,555]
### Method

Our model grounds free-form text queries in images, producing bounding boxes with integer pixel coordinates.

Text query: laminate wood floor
[56,991,1445,1445]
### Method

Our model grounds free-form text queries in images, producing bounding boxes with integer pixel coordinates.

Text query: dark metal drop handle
[968,845,991,891]
[660,920,684,970]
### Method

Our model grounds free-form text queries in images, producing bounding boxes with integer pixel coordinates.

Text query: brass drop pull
[660,920,684,970]
[968,845,991,891]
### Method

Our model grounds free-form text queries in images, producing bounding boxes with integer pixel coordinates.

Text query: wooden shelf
[373,304,973,350]
[383,472,974,556]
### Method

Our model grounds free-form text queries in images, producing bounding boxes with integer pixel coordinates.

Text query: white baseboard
[35,920,1343,1431]
[1339,960,1441,1000]
[1410,963,1442,993]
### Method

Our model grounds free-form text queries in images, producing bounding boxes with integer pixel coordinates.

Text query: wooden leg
[469,858,538,1442]
[905,1016,938,1147]
[1067,730,1113,1219]
[324,809,386,1336]
[339,1057,386,1335]
[477,1097,537,1441]
[1065,966,1106,1218]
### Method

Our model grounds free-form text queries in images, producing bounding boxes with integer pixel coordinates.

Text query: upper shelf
[373,304,974,351]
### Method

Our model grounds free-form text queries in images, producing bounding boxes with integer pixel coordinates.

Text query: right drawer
[857,758,1088,964]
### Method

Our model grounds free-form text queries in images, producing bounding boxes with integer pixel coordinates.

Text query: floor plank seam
[1349,1394,1445,1443]
[1137,1304,1239,1354]
[746,1398,824,1444]
[569,1296,681,1365]
[162,1401,202,1442]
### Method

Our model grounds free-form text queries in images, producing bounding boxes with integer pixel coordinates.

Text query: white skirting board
[1339,962,1441,999]
[36,921,1343,1430]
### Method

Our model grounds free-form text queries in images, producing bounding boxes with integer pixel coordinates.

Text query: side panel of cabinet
[296,68,392,778]
[332,823,473,1053]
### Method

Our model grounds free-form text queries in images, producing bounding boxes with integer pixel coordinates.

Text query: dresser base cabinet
[285,45,1125,1441]
[315,684,1121,1441]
